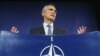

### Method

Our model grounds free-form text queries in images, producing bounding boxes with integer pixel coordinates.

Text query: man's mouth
[50,15,55,17]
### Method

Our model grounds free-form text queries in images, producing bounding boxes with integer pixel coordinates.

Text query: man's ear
[41,11,44,17]
[41,12,43,16]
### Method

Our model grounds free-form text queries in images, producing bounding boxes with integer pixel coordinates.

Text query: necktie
[47,25,52,35]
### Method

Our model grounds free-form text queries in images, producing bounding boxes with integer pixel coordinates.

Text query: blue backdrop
[0,2,98,34]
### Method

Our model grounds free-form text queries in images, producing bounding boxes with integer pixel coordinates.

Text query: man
[11,3,87,35]
[30,3,66,35]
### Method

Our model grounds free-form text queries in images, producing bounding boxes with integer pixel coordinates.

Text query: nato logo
[40,36,64,56]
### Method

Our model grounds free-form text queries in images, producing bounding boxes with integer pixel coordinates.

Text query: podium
[0,31,100,56]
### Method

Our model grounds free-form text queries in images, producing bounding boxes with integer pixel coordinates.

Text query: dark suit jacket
[30,26,66,35]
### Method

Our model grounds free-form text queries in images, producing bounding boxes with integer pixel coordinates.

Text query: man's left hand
[77,26,87,34]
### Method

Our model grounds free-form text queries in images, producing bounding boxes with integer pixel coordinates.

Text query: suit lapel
[53,28,58,35]
[39,26,45,35]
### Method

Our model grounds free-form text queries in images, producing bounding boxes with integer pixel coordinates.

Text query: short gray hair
[42,3,56,13]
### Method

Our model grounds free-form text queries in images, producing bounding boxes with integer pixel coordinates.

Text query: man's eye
[49,9,53,11]
[49,9,57,13]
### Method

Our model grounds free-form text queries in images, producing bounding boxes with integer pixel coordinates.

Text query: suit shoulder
[54,27,66,35]
[30,26,43,34]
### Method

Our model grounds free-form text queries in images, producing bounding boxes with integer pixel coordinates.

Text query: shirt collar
[43,22,54,28]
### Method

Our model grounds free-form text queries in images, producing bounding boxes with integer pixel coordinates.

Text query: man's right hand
[77,26,87,34]
[11,26,19,33]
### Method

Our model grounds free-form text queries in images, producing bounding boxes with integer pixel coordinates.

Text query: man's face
[42,5,57,22]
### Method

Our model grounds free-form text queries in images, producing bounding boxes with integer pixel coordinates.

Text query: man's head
[42,3,57,24]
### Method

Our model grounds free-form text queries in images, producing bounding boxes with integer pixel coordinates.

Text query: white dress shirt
[43,22,54,35]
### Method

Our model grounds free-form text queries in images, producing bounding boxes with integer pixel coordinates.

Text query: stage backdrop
[0,2,98,34]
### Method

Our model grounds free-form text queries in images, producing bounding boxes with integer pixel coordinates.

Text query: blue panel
[0,31,100,56]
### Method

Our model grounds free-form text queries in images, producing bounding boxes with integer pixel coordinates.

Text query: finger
[84,27,87,31]
[79,26,82,32]
[77,29,80,34]
[11,26,15,32]
[83,26,87,32]
[85,27,87,31]
[82,26,85,33]
[81,26,86,32]
[78,26,84,34]
[79,27,82,30]
[79,27,82,33]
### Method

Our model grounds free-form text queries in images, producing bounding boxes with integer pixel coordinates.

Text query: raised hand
[11,26,19,33]
[77,26,87,34]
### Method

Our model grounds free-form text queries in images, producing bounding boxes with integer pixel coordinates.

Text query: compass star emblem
[40,43,64,56]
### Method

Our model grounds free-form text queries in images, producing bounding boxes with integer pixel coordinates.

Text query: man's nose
[52,11,55,14]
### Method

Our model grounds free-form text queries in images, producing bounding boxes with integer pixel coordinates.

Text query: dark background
[0,1,100,35]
